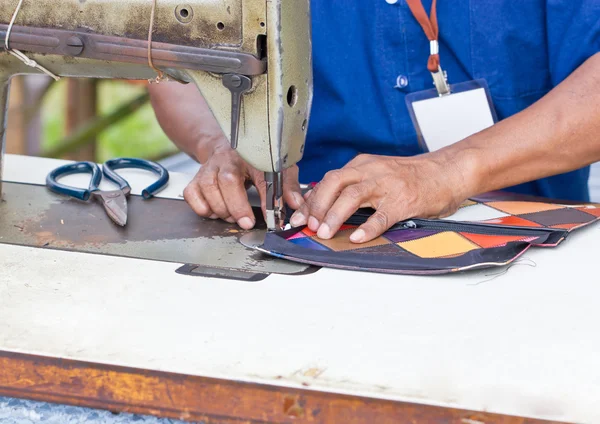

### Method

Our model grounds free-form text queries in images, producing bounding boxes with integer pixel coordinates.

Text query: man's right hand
[183,145,304,230]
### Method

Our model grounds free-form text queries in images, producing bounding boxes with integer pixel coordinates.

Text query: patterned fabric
[259,193,600,275]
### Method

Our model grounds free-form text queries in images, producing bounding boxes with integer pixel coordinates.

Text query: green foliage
[42,80,66,151]
[41,80,177,161]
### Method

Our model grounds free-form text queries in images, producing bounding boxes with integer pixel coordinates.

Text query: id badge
[406,79,498,153]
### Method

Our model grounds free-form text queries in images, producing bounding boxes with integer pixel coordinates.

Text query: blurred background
[5,75,200,174]
[5,75,600,201]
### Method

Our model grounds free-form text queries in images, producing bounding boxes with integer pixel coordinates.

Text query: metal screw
[230,75,242,88]
[66,36,84,56]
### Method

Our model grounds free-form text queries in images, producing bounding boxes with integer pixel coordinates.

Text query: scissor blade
[95,190,128,227]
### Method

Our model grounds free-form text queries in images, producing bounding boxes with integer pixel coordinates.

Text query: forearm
[148,82,228,163]
[444,52,600,198]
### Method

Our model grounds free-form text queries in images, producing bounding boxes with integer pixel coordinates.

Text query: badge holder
[406,71,498,153]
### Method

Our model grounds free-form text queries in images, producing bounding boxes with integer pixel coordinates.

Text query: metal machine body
[0,0,313,231]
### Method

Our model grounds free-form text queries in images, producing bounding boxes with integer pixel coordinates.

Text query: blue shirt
[299,0,600,201]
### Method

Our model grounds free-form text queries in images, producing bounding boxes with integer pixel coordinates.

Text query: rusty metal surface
[0,350,565,424]
[0,25,267,76]
[0,0,245,49]
[0,182,311,275]
[266,0,313,172]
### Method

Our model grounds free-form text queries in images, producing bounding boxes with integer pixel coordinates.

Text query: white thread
[430,40,439,55]
[4,0,60,81]
[147,0,166,83]
[3,0,22,50]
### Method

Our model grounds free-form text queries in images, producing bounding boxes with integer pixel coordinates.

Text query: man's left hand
[289,153,472,243]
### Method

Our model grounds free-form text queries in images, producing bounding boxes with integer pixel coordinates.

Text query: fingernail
[225,217,235,224]
[317,223,331,239]
[293,192,304,208]
[350,229,365,243]
[290,211,306,227]
[238,217,255,230]
[209,214,218,220]
[308,216,320,231]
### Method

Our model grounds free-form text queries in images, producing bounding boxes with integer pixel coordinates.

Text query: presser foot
[265,205,286,232]
[265,171,285,232]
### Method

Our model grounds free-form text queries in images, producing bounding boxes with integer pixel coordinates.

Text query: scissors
[46,158,169,227]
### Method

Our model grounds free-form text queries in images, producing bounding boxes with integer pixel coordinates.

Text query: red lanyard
[405,0,440,73]
[405,0,450,94]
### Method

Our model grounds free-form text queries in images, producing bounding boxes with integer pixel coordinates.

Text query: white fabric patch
[442,204,509,222]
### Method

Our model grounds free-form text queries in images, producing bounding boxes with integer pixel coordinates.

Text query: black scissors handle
[103,158,169,199]
[46,161,102,201]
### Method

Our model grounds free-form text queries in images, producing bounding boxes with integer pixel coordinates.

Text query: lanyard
[405,0,451,95]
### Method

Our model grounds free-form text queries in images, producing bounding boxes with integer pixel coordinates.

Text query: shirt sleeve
[546,0,600,86]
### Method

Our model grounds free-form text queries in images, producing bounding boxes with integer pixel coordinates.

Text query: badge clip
[429,41,450,96]
[432,67,451,97]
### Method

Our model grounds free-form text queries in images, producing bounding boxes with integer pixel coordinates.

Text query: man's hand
[289,153,470,243]
[183,145,304,230]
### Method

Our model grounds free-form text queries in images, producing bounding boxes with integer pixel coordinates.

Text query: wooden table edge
[0,350,566,424]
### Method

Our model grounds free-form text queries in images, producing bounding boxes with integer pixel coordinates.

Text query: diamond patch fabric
[259,192,600,275]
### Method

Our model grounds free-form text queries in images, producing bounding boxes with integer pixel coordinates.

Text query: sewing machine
[0,0,313,231]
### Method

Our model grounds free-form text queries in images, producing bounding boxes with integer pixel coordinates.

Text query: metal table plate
[0,182,313,278]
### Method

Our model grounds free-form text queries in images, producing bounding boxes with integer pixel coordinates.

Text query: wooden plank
[0,351,563,424]
[64,78,97,161]
[6,75,26,155]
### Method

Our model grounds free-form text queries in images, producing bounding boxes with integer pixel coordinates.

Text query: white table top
[1,154,599,423]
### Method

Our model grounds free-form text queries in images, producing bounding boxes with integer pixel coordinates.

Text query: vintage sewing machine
[0,0,313,231]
